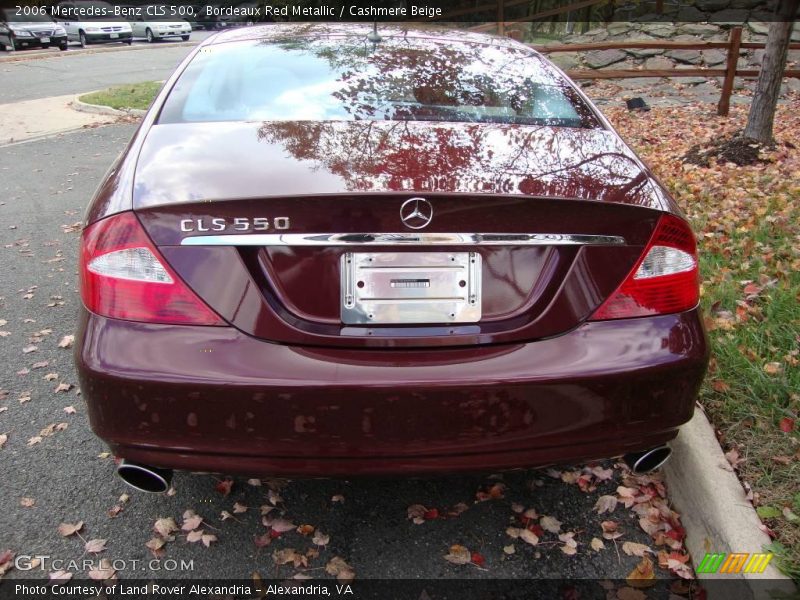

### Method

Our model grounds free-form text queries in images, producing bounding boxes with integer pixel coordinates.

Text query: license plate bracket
[341,251,481,325]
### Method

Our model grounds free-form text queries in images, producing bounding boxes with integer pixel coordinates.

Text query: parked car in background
[76,24,708,493]
[0,8,68,51]
[130,5,191,43]
[55,0,132,47]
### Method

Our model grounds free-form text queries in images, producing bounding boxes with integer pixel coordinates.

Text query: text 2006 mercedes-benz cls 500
[75,24,708,492]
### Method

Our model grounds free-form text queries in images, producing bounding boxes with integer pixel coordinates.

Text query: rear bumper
[84,32,132,43]
[76,309,708,476]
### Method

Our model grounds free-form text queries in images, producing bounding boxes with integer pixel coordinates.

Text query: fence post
[497,0,505,36]
[718,26,743,116]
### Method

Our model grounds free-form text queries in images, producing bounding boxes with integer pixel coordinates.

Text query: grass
[79,81,162,111]
[602,99,800,578]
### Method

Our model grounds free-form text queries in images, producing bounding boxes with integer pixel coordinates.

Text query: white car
[130,5,191,43]
[55,1,132,47]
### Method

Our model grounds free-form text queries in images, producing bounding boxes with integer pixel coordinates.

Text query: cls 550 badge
[180,217,291,232]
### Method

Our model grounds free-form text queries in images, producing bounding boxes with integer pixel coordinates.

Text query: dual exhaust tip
[116,445,671,493]
[623,445,672,474]
[116,461,173,493]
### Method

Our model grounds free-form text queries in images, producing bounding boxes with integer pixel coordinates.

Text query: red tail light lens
[590,214,699,320]
[80,212,225,325]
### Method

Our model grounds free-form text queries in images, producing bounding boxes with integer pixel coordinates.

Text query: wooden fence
[433,0,800,117]
[529,27,800,116]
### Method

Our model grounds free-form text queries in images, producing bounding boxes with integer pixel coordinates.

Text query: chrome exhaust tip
[623,445,672,474]
[116,461,172,493]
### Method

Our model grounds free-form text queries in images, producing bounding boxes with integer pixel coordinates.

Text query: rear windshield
[159,35,600,128]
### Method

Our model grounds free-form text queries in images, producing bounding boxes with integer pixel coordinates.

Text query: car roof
[203,22,530,52]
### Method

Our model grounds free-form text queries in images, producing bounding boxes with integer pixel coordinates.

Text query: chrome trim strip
[180,233,626,246]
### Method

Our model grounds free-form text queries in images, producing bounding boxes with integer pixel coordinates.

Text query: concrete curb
[0,39,199,64]
[663,409,797,598]
[71,94,146,118]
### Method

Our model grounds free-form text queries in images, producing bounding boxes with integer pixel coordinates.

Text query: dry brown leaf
[145,537,165,551]
[590,537,605,551]
[296,524,315,536]
[626,555,656,589]
[186,529,204,543]
[443,544,472,565]
[312,530,330,546]
[622,541,652,557]
[85,539,107,554]
[540,515,562,533]
[519,529,540,546]
[154,517,178,538]
[595,495,618,514]
[57,521,83,537]
[88,558,116,581]
[58,335,74,348]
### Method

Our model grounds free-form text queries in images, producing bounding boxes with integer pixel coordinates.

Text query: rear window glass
[159,35,600,128]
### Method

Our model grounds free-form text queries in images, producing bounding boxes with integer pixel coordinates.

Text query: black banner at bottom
[1,579,797,600]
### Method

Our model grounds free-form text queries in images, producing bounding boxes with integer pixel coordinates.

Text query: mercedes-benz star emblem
[400,198,433,230]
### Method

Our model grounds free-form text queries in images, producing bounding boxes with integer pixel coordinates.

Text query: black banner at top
[0,0,798,24]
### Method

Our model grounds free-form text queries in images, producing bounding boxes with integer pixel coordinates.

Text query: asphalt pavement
[0,33,213,103]
[0,43,687,589]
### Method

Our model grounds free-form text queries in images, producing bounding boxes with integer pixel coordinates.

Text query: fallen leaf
[626,555,656,588]
[763,362,782,375]
[269,518,297,533]
[312,530,330,546]
[595,495,618,514]
[443,544,472,565]
[297,524,315,536]
[154,517,178,538]
[215,478,233,496]
[22,345,37,354]
[54,383,72,393]
[63,406,76,415]
[622,541,652,557]
[186,530,204,543]
[503,544,516,555]
[0,434,6,449]
[591,537,605,551]
[145,538,165,552]
[88,558,116,581]
[331,494,345,503]
[58,335,74,348]
[85,539,107,554]
[471,552,485,567]
[779,417,795,433]
[57,521,83,537]
[49,570,73,581]
[540,515,562,534]
[519,529,540,546]
[274,548,307,567]
[233,502,248,514]
[20,497,35,507]
[201,534,217,547]
[182,510,203,531]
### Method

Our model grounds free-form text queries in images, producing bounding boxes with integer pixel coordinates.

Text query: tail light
[80,212,225,325]
[590,214,699,320]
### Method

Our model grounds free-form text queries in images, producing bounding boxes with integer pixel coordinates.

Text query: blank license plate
[41,37,50,43]
[341,252,481,325]
[110,33,119,38]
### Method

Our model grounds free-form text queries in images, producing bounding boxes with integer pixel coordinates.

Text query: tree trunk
[743,0,799,143]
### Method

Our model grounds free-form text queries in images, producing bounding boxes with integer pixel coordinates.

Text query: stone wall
[538,16,800,96]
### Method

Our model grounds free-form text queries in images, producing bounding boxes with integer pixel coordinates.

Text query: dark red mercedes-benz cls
[75,24,709,492]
